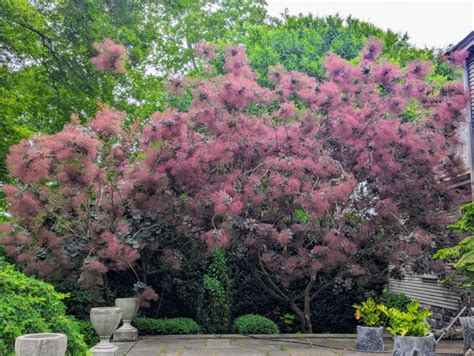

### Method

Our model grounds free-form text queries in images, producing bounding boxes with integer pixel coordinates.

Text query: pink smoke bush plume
[91,38,127,73]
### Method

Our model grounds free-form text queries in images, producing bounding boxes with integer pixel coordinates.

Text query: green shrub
[197,248,230,333]
[234,314,279,334]
[77,320,99,348]
[132,317,201,335]
[379,289,411,311]
[279,313,297,333]
[0,259,88,355]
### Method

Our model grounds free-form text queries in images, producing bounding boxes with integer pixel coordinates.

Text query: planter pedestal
[356,326,384,352]
[90,348,119,356]
[460,316,474,354]
[112,328,138,342]
[393,334,435,356]
[15,333,67,356]
[90,307,122,356]
[113,298,140,342]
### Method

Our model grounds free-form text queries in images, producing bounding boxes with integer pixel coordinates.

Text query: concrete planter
[15,333,67,356]
[90,307,122,355]
[356,326,384,351]
[113,298,140,342]
[393,334,435,356]
[460,316,474,354]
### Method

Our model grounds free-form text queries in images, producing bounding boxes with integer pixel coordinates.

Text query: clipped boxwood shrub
[234,314,279,334]
[132,317,201,335]
[0,259,88,355]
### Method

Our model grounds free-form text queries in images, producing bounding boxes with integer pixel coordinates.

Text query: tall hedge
[197,249,231,333]
[0,259,88,355]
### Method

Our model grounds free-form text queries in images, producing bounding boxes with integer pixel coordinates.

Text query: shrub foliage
[132,317,201,335]
[0,259,88,355]
[197,248,231,333]
[76,320,99,348]
[234,314,280,334]
[434,202,474,287]
[379,289,411,311]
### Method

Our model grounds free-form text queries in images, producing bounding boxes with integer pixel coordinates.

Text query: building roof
[446,31,474,54]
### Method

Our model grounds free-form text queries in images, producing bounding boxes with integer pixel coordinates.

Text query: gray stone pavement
[114,334,465,355]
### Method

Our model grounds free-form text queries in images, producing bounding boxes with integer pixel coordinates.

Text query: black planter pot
[460,316,474,354]
[393,334,435,356]
[356,326,384,352]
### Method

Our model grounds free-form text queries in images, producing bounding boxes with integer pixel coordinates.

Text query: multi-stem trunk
[288,274,316,333]
[251,258,318,333]
[289,298,313,333]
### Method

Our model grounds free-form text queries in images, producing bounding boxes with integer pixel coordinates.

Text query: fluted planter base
[15,333,67,356]
[356,326,384,352]
[393,334,435,356]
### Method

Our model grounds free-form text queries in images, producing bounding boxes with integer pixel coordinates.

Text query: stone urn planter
[356,325,384,352]
[460,316,474,354]
[90,307,122,355]
[15,333,67,356]
[113,298,140,342]
[393,334,436,356]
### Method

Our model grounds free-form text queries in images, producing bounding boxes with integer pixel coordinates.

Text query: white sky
[266,0,473,49]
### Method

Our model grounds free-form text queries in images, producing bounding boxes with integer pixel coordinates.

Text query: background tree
[1,4,458,185]
[223,14,458,85]
[0,0,267,183]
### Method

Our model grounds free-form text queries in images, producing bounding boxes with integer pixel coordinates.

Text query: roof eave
[445,31,474,54]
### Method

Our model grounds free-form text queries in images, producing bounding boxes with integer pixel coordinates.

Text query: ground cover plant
[0,35,468,333]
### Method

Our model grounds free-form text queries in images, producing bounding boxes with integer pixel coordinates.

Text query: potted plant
[379,300,435,356]
[353,297,385,351]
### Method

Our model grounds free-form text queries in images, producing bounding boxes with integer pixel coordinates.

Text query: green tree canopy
[0,0,267,182]
[223,14,456,84]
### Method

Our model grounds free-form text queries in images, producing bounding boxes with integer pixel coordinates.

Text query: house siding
[388,269,468,331]
[388,273,463,310]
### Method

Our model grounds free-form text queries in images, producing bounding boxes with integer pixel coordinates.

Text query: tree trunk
[303,295,313,333]
[251,256,316,333]
[289,299,313,333]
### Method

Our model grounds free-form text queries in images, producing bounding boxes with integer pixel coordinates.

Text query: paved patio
[115,334,465,355]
